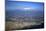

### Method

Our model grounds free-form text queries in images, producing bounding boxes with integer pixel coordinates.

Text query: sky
[5,0,44,17]
[6,0,44,11]
[6,0,44,22]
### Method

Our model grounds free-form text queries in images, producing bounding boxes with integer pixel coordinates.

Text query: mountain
[6,10,44,22]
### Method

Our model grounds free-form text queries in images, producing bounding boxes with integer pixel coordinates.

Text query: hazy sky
[6,1,44,11]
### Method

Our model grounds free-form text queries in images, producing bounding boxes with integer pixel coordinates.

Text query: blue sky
[6,1,44,11]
